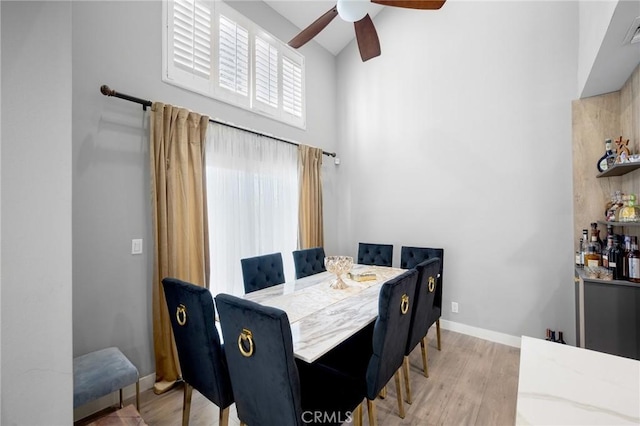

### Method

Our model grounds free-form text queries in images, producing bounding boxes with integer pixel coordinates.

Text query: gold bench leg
[182,383,193,426]
[436,319,442,351]
[420,337,429,378]
[136,380,140,409]
[394,369,405,419]
[402,356,412,404]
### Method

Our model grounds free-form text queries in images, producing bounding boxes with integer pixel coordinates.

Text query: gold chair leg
[219,406,229,426]
[119,388,124,408]
[182,383,193,426]
[378,385,387,399]
[353,401,364,426]
[394,369,405,419]
[420,337,429,378]
[402,356,412,404]
[367,399,377,426]
[436,319,442,351]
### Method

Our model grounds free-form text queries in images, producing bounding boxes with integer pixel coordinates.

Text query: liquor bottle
[584,223,602,268]
[550,330,556,342]
[557,331,566,344]
[597,138,615,172]
[579,229,588,268]
[602,234,613,268]
[609,235,624,280]
[628,236,640,283]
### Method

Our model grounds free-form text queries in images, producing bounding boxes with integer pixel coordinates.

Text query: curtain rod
[99,85,337,158]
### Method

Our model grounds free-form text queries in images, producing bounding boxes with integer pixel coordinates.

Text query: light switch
[131,239,143,255]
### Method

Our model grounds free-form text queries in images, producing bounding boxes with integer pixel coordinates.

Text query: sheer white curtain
[206,123,299,296]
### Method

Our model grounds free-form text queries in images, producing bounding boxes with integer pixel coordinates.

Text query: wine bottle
[597,138,615,172]
[609,235,624,280]
[623,235,632,279]
[628,236,640,283]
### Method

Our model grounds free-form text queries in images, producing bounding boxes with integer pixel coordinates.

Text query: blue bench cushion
[73,347,139,408]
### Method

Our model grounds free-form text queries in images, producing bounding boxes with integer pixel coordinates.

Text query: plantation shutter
[255,36,279,108]
[218,14,249,95]
[172,0,212,79]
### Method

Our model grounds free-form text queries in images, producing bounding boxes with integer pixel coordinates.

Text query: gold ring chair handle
[238,328,255,357]
[428,276,436,293]
[401,294,409,315]
[176,304,187,326]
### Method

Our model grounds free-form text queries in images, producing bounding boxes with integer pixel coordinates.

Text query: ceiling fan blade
[371,0,446,9]
[354,14,381,62]
[288,6,339,49]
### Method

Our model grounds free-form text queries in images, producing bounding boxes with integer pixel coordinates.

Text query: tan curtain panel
[298,145,324,249]
[150,102,210,394]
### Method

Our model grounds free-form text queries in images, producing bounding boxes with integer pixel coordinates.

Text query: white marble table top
[243,264,406,363]
[516,336,640,425]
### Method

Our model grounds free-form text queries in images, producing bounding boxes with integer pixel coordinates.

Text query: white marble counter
[243,264,406,363]
[516,336,640,425]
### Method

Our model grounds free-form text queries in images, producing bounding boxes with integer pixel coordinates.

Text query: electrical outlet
[451,301,459,313]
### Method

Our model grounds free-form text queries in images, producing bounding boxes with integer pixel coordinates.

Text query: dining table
[242,264,407,363]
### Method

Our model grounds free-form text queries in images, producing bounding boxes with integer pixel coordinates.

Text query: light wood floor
[78,328,520,426]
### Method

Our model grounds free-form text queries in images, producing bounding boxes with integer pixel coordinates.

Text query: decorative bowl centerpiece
[324,255,354,289]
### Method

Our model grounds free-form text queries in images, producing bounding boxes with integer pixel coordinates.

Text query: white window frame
[162,0,306,129]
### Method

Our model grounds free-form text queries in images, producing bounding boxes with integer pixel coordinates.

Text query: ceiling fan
[288,0,446,62]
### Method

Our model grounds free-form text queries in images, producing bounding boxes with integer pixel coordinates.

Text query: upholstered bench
[73,347,140,410]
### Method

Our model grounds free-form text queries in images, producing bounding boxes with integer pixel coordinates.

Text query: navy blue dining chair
[402,257,440,404]
[315,268,419,424]
[161,278,234,426]
[357,242,393,267]
[215,293,365,426]
[292,247,326,279]
[240,252,285,294]
[401,246,444,351]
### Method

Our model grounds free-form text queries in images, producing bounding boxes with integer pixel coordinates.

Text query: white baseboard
[439,319,522,348]
[73,373,156,422]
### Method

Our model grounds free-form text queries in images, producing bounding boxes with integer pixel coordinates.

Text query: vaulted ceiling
[262,0,384,55]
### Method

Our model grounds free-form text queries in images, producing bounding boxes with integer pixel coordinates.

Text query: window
[163,0,306,128]
[205,122,299,296]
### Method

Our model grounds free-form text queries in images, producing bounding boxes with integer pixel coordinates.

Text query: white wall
[1,2,73,425]
[578,0,617,95]
[336,1,578,343]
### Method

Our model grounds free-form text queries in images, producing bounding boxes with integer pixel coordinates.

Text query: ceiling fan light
[337,0,369,23]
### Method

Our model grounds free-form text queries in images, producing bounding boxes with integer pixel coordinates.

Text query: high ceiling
[262,0,384,55]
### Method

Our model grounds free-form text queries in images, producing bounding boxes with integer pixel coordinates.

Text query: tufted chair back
[161,278,234,425]
[366,268,418,400]
[400,246,444,321]
[357,243,393,267]
[240,252,285,294]
[215,293,304,426]
[405,258,440,355]
[292,247,326,279]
